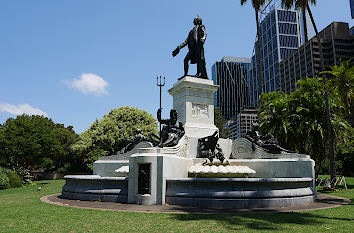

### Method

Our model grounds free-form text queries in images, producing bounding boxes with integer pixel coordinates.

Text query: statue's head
[193,15,202,25]
[170,109,178,120]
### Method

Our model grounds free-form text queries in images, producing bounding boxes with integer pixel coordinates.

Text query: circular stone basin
[188,165,256,178]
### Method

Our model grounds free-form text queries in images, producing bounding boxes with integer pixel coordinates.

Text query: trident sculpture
[156,76,165,139]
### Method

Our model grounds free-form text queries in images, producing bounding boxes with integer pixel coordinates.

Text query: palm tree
[258,77,351,174]
[281,0,337,181]
[322,59,354,115]
[240,0,267,96]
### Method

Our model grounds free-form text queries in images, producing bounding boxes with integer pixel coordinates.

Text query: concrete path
[41,194,351,214]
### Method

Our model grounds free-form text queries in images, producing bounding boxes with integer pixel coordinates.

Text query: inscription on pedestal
[191,103,209,119]
[138,164,150,194]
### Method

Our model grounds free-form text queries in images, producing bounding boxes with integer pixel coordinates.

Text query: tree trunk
[306,4,336,181]
[255,9,264,97]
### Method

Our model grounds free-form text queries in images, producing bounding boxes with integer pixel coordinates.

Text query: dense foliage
[258,77,352,174]
[71,106,158,169]
[0,115,79,189]
[323,58,354,122]
[0,167,10,189]
[0,115,78,171]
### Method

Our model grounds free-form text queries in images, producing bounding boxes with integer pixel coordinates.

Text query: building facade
[249,8,302,107]
[227,108,258,139]
[351,0,354,19]
[212,56,251,120]
[279,22,354,94]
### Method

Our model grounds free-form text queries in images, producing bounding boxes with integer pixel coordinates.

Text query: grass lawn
[0,178,353,233]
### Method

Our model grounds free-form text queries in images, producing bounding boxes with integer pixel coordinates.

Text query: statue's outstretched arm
[172,38,187,57]
[179,38,188,49]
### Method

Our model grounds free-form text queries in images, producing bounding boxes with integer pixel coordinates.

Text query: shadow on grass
[37,182,50,185]
[170,212,324,231]
[168,195,352,231]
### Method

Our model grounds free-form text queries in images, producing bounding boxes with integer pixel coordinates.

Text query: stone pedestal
[168,76,219,138]
[127,150,193,205]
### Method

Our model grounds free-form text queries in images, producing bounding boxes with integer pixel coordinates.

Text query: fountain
[62,76,316,208]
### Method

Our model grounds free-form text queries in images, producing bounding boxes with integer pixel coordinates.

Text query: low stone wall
[166,177,315,208]
[62,175,128,203]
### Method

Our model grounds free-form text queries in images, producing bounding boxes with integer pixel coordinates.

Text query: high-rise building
[279,22,354,94]
[249,6,309,107]
[227,108,258,139]
[350,0,354,19]
[212,56,251,120]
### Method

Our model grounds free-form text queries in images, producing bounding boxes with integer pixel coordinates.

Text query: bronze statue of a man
[172,15,208,79]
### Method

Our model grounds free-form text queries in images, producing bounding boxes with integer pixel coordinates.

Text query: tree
[52,124,79,170]
[322,59,354,115]
[258,91,297,149]
[240,0,267,96]
[0,115,78,171]
[281,0,337,180]
[214,107,230,138]
[259,77,352,174]
[71,106,158,169]
[0,124,5,166]
[336,129,354,176]
[2,115,59,168]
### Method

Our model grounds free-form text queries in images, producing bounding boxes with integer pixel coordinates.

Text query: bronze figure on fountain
[157,108,185,147]
[172,15,208,79]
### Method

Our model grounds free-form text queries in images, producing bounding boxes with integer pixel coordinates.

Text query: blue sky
[0,0,352,133]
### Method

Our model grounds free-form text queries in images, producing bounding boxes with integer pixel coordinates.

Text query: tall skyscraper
[351,0,354,18]
[212,56,251,120]
[279,22,354,94]
[249,7,305,107]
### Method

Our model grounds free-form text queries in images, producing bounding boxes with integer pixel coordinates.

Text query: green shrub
[8,171,23,188]
[0,167,10,189]
[57,163,70,174]
[14,166,34,186]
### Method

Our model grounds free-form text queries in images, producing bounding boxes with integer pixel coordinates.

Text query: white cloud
[0,103,48,117]
[64,73,109,96]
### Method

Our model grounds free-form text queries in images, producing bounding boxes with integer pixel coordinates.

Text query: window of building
[279,35,298,48]
[277,10,297,23]
[280,48,297,60]
[278,23,298,35]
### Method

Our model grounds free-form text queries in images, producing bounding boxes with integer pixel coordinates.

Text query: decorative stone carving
[188,165,256,178]
[191,103,209,119]
[230,138,309,159]
[138,135,188,158]
[100,141,154,161]
[120,129,157,154]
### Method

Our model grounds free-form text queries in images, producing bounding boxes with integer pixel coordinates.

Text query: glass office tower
[212,56,251,120]
[249,8,302,107]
